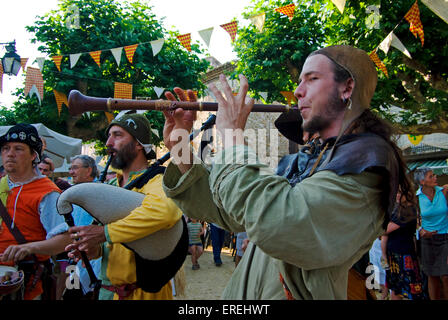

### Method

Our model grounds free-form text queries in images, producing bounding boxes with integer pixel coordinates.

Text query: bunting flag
[407,134,424,146]
[69,53,82,68]
[280,91,297,105]
[153,86,165,98]
[198,27,214,47]
[404,1,424,46]
[114,82,133,100]
[259,92,268,101]
[422,0,448,24]
[177,33,192,51]
[0,63,3,93]
[330,0,346,14]
[110,47,123,66]
[150,39,165,56]
[24,67,44,104]
[379,32,412,59]
[52,55,63,71]
[275,4,295,21]
[182,90,198,100]
[53,90,69,115]
[105,112,115,123]
[89,50,102,68]
[220,21,238,42]
[20,58,28,73]
[124,44,139,63]
[249,13,266,32]
[369,51,389,77]
[36,57,46,71]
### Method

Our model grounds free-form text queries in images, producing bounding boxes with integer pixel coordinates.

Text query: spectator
[55,154,102,300]
[235,232,248,268]
[384,190,427,300]
[415,167,448,300]
[187,218,205,270]
[38,156,71,191]
[0,124,70,300]
[210,223,225,267]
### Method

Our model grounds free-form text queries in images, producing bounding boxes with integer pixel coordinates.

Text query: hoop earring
[346,98,352,110]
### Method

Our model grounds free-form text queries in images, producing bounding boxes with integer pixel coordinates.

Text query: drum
[0,265,24,296]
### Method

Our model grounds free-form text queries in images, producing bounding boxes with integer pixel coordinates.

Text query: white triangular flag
[29,85,42,105]
[259,92,268,101]
[198,27,214,48]
[331,0,346,14]
[378,32,393,54]
[380,32,412,59]
[69,53,82,68]
[153,86,165,98]
[150,39,165,56]
[151,128,159,138]
[110,47,123,66]
[422,0,448,25]
[36,57,46,71]
[390,33,412,59]
[249,13,266,32]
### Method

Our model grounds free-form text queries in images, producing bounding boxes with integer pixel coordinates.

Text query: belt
[101,283,139,300]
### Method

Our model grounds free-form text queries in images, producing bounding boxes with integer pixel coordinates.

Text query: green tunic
[163,145,385,299]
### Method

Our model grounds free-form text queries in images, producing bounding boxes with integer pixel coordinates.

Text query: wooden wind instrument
[67,90,295,116]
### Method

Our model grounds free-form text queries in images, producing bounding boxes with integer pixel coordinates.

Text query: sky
[0,0,253,107]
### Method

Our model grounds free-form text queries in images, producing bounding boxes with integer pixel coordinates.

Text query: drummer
[0,123,71,300]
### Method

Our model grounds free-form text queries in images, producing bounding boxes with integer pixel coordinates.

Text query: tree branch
[401,56,448,93]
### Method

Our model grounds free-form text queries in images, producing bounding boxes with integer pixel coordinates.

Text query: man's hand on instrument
[208,74,254,149]
[68,225,106,253]
[163,87,197,173]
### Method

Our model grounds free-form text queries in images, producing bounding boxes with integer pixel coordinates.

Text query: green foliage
[0,0,209,148]
[234,0,448,131]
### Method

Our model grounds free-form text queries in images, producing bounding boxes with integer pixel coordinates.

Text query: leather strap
[0,199,27,244]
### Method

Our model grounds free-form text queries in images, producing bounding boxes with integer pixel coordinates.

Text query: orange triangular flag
[404,1,424,46]
[20,58,29,73]
[53,90,69,116]
[114,82,133,100]
[177,34,192,52]
[369,51,389,77]
[275,4,296,21]
[52,55,63,71]
[24,67,44,102]
[105,112,115,123]
[280,91,297,105]
[220,21,238,42]
[89,51,102,68]
[182,90,198,101]
[0,64,3,93]
[124,44,139,63]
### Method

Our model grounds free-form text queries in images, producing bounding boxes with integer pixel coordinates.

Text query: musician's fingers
[173,87,188,101]
[208,83,227,106]
[186,89,197,102]
[236,74,249,102]
[219,74,235,103]
[164,91,177,102]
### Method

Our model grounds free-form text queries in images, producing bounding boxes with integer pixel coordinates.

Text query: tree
[233,0,448,134]
[0,0,209,147]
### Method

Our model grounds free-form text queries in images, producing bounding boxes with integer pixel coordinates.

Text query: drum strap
[0,201,28,245]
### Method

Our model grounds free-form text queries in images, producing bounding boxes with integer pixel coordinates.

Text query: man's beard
[302,88,346,134]
[109,141,138,170]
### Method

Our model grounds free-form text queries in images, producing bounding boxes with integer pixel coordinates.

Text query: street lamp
[1,41,21,76]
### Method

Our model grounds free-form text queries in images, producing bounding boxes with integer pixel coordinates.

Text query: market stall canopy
[0,123,82,169]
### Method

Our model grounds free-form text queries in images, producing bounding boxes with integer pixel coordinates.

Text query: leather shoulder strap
[0,200,27,244]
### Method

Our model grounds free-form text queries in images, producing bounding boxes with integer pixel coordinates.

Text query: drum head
[0,265,24,296]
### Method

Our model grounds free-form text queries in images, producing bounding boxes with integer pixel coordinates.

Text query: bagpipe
[56,114,216,295]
